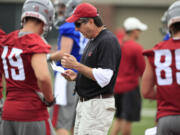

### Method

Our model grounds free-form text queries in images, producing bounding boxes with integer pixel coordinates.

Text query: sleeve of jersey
[0,29,6,43]
[22,34,51,54]
[97,37,121,71]
[0,29,6,36]
[143,49,155,68]
[59,23,76,38]
[143,50,153,56]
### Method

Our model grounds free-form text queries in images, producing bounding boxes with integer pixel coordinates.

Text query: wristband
[43,98,56,107]
[46,53,51,62]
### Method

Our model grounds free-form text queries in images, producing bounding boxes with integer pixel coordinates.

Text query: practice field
[2,76,156,135]
[108,99,156,135]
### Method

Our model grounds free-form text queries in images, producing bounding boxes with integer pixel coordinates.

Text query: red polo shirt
[114,40,145,93]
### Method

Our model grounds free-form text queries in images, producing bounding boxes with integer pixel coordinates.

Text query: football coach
[61,3,121,135]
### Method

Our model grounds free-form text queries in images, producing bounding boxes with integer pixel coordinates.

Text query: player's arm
[47,36,73,61]
[141,57,156,99]
[31,53,54,102]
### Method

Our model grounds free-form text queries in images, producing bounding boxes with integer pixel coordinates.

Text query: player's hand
[43,97,56,107]
[61,69,77,81]
[61,53,79,69]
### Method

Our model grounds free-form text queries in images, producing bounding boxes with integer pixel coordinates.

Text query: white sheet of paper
[50,61,65,73]
[145,126,157,135]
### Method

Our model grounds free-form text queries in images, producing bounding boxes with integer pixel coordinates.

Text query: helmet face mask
[21,0,55,35]
[53,0,81,28]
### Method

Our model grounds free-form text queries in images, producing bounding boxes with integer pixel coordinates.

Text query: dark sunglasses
[75,18,89,28]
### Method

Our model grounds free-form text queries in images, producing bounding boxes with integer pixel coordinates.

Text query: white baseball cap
[123,17,148,31]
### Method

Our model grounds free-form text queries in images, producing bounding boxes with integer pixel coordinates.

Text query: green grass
[132,115,156,135]
[132,99,156,135]
[142,99,156,109]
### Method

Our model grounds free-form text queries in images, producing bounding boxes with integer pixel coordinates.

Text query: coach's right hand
[62,69,77,81]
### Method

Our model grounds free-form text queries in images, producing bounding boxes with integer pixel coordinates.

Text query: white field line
[141,108,156,117]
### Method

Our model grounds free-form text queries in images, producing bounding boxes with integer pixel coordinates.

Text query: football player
[111,17,147,135]
[0,29,6,129]
[142,1,180,135]
[0,0,56,135]
[47,0,88,135]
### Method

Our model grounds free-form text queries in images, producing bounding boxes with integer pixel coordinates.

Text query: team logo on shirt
[88,52,92,56]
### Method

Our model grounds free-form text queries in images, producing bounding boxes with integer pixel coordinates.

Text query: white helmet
[160,11,169,35]
[161,11,168,25]
[167,0,180,28]
[21,0,55,34]
[53,0,81,28]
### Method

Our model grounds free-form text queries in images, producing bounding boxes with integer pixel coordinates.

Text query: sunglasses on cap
[75,18,89,28]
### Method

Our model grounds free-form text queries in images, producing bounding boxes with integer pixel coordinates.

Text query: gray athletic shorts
[157,115,180,135]
[0,99,3,133]
[0,119,55,135]
[50,81,78,130]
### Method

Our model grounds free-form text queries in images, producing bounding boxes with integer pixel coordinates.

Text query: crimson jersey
[0,30,51,121]
[144,38,180,120]
[114,40,145,93]
[0,29,5,100]
[0,73,2,99]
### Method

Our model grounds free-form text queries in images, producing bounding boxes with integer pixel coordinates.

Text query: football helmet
[21,0,55,34]
[167,1,180,28]
[160,11,169,35]
[53,0,81,28]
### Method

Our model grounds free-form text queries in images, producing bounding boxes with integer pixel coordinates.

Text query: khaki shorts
[74,97,115,135]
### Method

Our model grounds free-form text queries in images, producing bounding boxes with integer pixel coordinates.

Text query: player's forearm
[37,76,54,102]
[48,51,64,61]
[31,53,54,102]
[141,85,156,100]
[143,90,156,100]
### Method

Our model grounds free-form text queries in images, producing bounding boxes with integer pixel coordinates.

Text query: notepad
[50,61,65,73]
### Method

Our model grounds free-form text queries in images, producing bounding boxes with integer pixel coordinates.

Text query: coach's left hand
[61,53,79,69]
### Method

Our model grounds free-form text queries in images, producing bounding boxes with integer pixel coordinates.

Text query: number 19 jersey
[0,29,5,100]
[0,30,51,121]
[143,38,180,120]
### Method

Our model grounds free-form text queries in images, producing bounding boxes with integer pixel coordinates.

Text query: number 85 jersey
[143,38,180,120]
[0,30,51,121]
